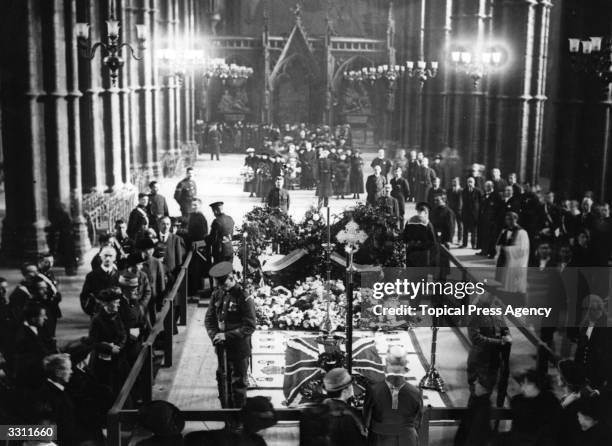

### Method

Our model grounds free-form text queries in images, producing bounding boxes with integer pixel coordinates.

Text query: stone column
[136,0,155,181]
[100,0,124,189]
[65,0,91,262]
[0,0,50,260]
[79,0,107,191]
[150,0,162,177]
[117,0,132,185]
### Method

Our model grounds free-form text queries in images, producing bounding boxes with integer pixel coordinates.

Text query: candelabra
[76,15,147,87]
[405,60,439,88]
[344,64,402,83]
[568,36,612,85]
[450,47,503,87]
[204,61,254,86]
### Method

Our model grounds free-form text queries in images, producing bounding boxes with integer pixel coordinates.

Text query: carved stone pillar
[0,0,50,260]
[65,0,91,262]
[79,0,106,191]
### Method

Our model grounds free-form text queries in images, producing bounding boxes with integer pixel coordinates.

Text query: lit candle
[75,22,90,39]
[417,60,426,69]
[450,52,460,63]
[581,40,593,54]
[406,60,414,69]
[460,52,472,63]
[431,61,439,69]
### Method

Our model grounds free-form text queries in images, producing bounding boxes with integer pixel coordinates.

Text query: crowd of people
[1,122,612,445]
[0,169,243,445]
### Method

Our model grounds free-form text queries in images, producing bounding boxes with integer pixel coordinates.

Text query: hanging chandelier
[75,13,146,87]
[204,61,254,83]
[450,46,504,87]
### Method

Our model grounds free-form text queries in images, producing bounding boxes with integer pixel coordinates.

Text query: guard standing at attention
[204,262,256,409]
[207,202,235,265]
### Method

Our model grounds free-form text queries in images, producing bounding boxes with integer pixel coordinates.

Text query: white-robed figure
[495,211,530,294]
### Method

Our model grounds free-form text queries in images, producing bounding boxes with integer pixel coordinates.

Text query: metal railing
[107,250,192,445]
[440,245,560,364]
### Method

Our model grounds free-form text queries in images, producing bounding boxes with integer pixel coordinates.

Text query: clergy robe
[495,227,530,294]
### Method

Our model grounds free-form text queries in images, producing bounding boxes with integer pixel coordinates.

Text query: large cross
[336,219,368,253]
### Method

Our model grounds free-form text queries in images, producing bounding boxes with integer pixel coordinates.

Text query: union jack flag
[283,336,385,404]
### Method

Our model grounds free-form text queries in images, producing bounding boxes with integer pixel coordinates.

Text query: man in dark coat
[416,157,436,202]
[406,150,419,202]
[390,167,410,230]
[13,302,57,388]
[508,172,522,197]
[204,262,256,408]
[110,219,134,269]
[490,168,507,196]
[37,353,104,446]
[138,238,166,319]
[467,293,511,396]
[447,177,463,245]
[187,199,209,296]
[363,347,423,446]
[477,181,500,257]
[127,193,151,239]
[366,165,387,206]
[155,216,186,283]
[8,262,42,323]
[427,177,446,207]
[301,143,317,189]
[243,148,258,197]
[432,154,445,188]
[147,181,169,230]
[80,246,119,316]
[208,202,235,265]
[403,202,438,268]
[266,176,291,213]
[377,184,400,218]
[431,194,456,248]
[322,368,367,446]
[209,123,222,161]
[316,150,334,208]
[371,149,393,179]
[461,177,482,249]
[174,167,197,218]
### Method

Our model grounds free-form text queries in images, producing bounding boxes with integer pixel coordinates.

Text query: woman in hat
[89,288,129,396]
[118,253,152,345]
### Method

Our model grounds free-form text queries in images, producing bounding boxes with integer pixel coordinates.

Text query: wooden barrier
[107,250,193,445]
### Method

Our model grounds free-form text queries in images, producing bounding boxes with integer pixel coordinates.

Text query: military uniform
[174,177,197,218]
[266,187,291,212]
[204,263,256,408]
[208,211,235,264]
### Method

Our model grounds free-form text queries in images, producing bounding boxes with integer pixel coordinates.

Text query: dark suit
[147,193,169,229]
[13,324,57,387]
[324,398,367,446]
[427,187,446,207]
[365,174,386,206]
[390,177,410,227]
[575,324,612,389]
[448,188,463,243]
[80,267,119,316]
[478,192,501,255]
[467,307,509,392]
[37,380,81,445]
[431,206,456,246]
[187,212,208,244]
[156,232,186,280]
[406,159,419,200]
[143,257,166,317]
[416,166,436,202]
[363,376,423,446]
[266,187,291,212]
[491,178,507,196]
[208,213,235,264]
[462,187,482,247]
[89,309,129,394]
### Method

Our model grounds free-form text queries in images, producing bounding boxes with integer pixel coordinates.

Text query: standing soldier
[204,262,256,409]
[147,181,169,230]
[208,202,235,265]
[209,123,222,161]
[267,176,291,213]
[316,149,333,208]
[174,167,197,219]
[390,167,410,230]
[406,150,419,202]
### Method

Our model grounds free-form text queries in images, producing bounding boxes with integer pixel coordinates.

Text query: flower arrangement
[251,276,413,332]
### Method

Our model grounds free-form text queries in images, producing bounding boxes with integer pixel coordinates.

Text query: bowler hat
[323,368,352,392]
[209,201,224,209]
